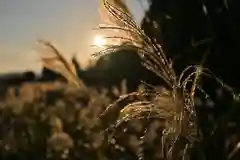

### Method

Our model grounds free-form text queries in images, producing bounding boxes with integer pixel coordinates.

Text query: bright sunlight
[93,35,106,47]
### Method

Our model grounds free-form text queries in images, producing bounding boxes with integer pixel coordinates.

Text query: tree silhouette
[77,44,162,92]
[39,67,64,82]
[141,0,240,91]
[140,0,240,159]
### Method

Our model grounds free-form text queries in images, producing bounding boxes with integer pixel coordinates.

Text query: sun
[93,35,106,47]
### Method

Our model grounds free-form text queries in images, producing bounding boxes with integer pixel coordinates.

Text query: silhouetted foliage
[141,0,240,159]
[77,45,163,92]
[40,67,64,82]
[142,0,240,91]
[0,71,35,86]
[22,71,36,82]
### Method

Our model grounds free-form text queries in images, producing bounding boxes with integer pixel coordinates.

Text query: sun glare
[93,35,106,47]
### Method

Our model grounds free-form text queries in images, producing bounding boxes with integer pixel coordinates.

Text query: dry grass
[0,0,239,159]
[21,0,204,159]
[37,39,88,91]
[94,1,240,159]
[93,0,203,159]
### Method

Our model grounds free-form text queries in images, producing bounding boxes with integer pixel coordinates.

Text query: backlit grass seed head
[36,39,88,91]
[95,0,202,159]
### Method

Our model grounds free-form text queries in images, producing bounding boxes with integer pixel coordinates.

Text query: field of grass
[0,80,172,159]
[0,73,239,160]
[1,0,240,159]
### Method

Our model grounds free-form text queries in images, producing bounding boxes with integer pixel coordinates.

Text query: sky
[0,0,148,74]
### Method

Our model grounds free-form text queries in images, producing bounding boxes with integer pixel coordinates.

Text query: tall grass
[96,1,240,159]
[9,0,238,159]
[32,0,210,159]
[93,0,205,159]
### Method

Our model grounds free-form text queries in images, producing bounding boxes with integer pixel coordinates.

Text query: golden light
[93,35,106,47]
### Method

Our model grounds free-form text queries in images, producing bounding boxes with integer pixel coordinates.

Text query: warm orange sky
[0,0,148,74]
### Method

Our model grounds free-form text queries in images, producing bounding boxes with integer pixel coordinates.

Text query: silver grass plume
[37,39,88,91]
[95,0,204,159]
[99,0,132,27]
